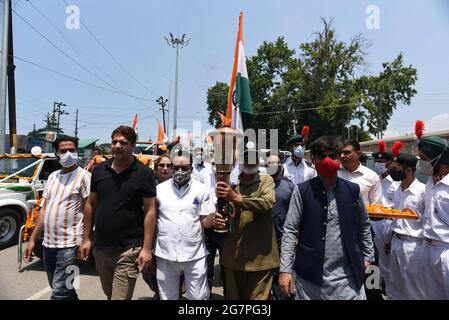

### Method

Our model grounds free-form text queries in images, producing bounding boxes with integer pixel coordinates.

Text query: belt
[395,233,421,242]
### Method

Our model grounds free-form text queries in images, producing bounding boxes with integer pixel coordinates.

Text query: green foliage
[206,81,229,128]
[206,18,418,148]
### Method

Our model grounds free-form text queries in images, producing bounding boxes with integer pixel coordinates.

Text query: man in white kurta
[154,154,215,300]
[386,153,425,300]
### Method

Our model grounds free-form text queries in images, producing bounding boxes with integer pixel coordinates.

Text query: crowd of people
[23,124,449,300]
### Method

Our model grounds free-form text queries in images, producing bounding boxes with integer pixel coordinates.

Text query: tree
[206,18,418,148]
[206,82,229,128]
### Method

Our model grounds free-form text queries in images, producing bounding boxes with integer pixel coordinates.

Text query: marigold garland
[23,197,43,242]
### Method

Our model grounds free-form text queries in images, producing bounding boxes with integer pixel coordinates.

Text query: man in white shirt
[386,153,425,300]
[416,136,449,299]
[155,152,216,300]
[372,144,400,206]
[338,139,385,299]
[192,147,215,189]
[283,134,316,185]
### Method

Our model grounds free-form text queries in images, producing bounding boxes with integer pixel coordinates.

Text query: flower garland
[23,197,43,242]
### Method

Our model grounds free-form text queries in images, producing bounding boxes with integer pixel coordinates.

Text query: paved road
[0,245,224,300]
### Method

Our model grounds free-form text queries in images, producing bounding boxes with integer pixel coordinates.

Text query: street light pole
[165,33,190,140]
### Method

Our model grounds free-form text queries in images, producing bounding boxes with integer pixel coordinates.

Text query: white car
[0,153,61,249]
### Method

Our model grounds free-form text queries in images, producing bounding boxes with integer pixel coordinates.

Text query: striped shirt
[42,166,91,248]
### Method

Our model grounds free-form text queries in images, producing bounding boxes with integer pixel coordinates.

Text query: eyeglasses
[158,163,172,169]
[173,165,191,172]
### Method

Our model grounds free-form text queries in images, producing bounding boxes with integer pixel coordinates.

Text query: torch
[209,127,243,233]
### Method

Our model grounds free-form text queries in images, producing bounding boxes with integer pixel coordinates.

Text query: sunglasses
[158,163,172,169]
[173,165,191,172]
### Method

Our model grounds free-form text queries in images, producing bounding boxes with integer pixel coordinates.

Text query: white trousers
[415,240,449,300]
[372,220,392,288]
[156,256,209,300]
[388,235,424,300]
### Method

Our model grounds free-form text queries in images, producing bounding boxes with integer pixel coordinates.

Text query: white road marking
[26,286,52,300]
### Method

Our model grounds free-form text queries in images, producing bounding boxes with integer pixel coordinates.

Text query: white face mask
[194,155,203,164]
[58,151,78,168]
[293,145,305,158]
[373,162,386,175]
[416,159,434,176]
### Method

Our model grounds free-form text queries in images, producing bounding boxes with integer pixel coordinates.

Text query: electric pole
[53,101,68,133]
[164,33,190,140]
[74,109,79,139]
[0,0,11,153]
[7,0,16,153]
[156,96,168,133]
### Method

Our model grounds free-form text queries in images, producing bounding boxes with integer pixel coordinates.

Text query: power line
[26,0,118,84]
[60,0,159,98]
[13,54,152,101]
[11,8,151,102]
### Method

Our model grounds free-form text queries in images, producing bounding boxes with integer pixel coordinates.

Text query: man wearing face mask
[385,152,425,300]
[154,151,216,300]
[279,136,374,300]
[214,148,279,299]
[265,153,296,300]
[283,133,317,185]
[372,140,400,206]
[414,136,449,299]
[192,147,215,189]
[24,136,91,300]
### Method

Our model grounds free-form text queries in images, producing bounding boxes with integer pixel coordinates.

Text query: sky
[2,0,449,144]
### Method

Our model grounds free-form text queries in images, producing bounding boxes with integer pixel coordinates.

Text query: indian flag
[132,114,139,141]
[225,12,253,131]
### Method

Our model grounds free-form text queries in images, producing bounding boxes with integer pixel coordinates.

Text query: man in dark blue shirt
[265,153,296,300]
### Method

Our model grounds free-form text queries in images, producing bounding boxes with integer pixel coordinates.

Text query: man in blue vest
[279,136,375,299]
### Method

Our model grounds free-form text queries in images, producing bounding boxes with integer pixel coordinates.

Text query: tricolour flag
[132,114,139,141]
[225,12,253,131]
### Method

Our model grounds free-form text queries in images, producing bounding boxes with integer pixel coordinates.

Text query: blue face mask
[293,145,305,158]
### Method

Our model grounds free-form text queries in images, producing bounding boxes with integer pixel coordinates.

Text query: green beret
[372,152,392,161]
[287,135,303,145]
[392,153,418,168]
[418,136,449,166]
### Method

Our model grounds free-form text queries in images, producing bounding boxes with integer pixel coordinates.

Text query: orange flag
[157,119,165,144]
[186,131,192,147]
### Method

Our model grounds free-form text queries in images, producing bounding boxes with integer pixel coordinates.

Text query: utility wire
[26,0,120,85]
[60,0,159,97]
[12,8,151,102]
[13,54,152,101]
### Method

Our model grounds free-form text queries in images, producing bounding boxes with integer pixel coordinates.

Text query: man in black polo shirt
[79,125,157,300]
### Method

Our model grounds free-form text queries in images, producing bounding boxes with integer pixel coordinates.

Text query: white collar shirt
[283,157,317,185]
[380,175,400,206]
[392,178,426,238]
[154,178,216,262]
[422,174,449,243]
[192,162,216,190]
[338,163,383,205]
